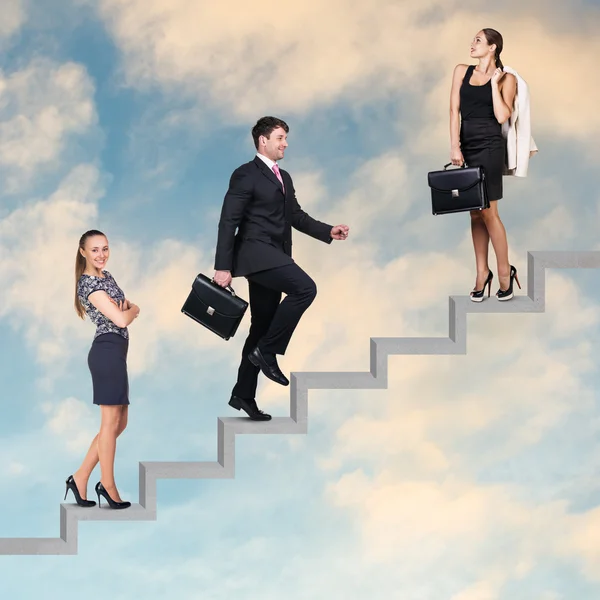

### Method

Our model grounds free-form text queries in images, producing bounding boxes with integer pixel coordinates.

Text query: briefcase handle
[210,278,237,297]
[443,162,469,170]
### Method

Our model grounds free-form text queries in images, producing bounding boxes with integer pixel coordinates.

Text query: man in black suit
[213,116,349,420]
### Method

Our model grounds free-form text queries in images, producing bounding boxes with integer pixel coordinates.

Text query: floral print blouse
[77,270,129,340]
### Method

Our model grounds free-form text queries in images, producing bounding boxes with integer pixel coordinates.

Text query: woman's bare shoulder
[453,63,470,74]
[500,71,517,88]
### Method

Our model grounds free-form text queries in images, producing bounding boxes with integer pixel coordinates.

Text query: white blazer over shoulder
[501,65,538,177]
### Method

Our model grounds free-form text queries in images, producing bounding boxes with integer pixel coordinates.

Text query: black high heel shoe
[64,475,96,507]
[496,265,521,301]
[470,269,493,302]
[95,482,131,509]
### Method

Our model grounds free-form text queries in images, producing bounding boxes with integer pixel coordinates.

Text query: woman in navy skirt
[449,28,521,302]
[64,229,140,509]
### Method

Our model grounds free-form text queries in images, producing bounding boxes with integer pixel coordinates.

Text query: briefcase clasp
[452,189,459,197]
[207,306,215,316]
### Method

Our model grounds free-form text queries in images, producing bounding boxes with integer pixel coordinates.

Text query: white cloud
[6,461,26,476]
[0,396,99,489]
[42,396,97,453]
[324,466,600,593]
[97,0,600,154]
[0,163,102,368]
[566,506,600,582]
[0,0,25,40]
[328,151,412,227]
[98,0,421,116]
[450,579,502,600]
[0,58,97,192]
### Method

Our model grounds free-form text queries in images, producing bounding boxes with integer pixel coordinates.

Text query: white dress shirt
[256,152,277,170]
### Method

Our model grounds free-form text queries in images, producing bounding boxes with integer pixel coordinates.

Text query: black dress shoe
[229,396,272,421]
[248,347,289,386]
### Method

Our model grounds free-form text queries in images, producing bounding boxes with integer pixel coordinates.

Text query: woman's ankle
[73,469,89,483]
[497,266,510,279]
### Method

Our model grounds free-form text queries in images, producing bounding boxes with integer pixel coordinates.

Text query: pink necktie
[272,163,285,193]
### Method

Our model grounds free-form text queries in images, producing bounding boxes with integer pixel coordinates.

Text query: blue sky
[1,0,600,598]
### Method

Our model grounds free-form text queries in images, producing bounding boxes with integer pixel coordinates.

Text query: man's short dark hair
[251,116,289,149]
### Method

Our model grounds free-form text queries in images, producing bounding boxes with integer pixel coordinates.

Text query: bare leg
[470,210,491,290]
[73,406,128,500]
[72,434,99,500]
[479,200,511,290]
[98,405,128,502]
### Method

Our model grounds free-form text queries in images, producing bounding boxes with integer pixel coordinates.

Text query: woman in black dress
[449,28,520,301]
[64,230,140,509]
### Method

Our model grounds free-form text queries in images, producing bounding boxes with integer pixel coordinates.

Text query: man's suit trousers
[232,263,316,399]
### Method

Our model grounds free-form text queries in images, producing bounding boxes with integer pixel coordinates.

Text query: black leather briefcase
[427,162,489,215]
[181,273,248,340]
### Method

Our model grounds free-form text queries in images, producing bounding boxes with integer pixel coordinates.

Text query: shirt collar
[256,152,277,170]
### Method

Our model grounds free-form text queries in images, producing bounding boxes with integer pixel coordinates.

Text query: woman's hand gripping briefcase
[428,162,489,215]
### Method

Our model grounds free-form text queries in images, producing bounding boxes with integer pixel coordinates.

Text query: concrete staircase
[1,250,599,555]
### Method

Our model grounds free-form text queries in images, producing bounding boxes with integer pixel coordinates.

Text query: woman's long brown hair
[482,28,504,69]
[75,229,106,319]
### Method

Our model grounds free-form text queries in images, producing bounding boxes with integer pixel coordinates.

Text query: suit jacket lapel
[281,170,290,201]
[254,156,285,196]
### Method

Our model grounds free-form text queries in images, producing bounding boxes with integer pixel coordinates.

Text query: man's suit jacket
[214,156,333,277]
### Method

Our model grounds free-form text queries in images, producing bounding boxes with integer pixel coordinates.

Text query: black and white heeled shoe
[470,269,493,303]
[496,265,521,301]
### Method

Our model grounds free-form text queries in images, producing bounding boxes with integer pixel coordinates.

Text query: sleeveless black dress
[459,65,505,201]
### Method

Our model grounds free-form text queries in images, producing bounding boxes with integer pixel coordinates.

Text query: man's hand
[330,225,349,240]
[214,270,232,288]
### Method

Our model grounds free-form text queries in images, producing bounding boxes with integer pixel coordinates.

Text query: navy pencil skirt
[88,333,130,406]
